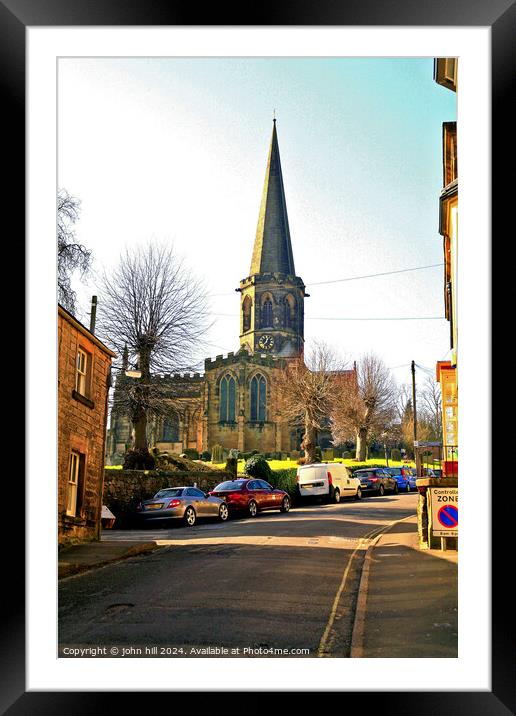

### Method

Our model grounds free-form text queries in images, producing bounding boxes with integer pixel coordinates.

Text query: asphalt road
[59,492,418,658]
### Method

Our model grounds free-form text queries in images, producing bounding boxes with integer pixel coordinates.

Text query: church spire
[249,121,295,276]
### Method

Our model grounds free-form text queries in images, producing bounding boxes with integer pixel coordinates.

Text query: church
[107,121,310,462]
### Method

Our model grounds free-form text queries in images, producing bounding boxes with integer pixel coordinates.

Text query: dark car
[135,486,229,527]
[209,478,291,517]
[353,468,398,496]
[384,466,416,492]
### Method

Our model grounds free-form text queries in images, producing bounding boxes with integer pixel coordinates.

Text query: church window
[250,374,266,422]
[162,414,179,442]
[242,296,252,332]
[220,374,236,422]
[262,298,273,328]
[285,294,296,328]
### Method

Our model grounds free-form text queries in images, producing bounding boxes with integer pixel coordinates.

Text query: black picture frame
[6,0,505,711]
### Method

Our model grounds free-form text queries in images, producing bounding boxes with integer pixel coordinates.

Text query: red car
[209,478,291,518]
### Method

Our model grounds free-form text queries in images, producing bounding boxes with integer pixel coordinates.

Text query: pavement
[58,514,457,658]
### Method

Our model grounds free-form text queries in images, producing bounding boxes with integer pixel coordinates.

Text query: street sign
[429,487,458,538]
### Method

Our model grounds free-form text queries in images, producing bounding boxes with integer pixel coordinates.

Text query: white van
[296,463,362,503]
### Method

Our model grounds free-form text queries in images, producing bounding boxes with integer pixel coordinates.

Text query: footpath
[351,514,458,658]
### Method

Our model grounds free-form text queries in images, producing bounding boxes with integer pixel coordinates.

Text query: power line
[208,262,444,297]
[305,263,444,287]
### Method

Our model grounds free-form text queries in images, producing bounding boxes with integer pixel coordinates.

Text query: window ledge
[72,390,94,409]
[62,514,87,526]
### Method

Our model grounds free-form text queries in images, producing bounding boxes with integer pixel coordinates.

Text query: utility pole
[411,360,421,477]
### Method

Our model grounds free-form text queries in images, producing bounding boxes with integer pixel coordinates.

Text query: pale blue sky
[58,57,456,388]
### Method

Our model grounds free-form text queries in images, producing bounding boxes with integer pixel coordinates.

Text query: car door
[258,480,279,508]
[247,480,268,510]
[186,487,210,516]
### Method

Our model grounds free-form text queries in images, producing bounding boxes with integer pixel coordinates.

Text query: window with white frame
[66,451,80,516]
[75,348,90,396]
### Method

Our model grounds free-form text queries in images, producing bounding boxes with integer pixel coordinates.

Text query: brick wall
[58,307,115,544]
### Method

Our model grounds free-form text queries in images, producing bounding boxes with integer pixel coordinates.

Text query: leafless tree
[276,342,346,464]
[420,375,443,441]
[57,188,92,313]
[97,242,210,453]
[330,353,396,461]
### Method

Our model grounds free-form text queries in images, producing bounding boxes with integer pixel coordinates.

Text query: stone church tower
[106,121,305,462]
[238,119,307,358]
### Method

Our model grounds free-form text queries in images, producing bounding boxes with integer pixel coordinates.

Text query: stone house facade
[58,305,116,543]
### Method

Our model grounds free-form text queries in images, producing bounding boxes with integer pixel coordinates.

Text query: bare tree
[276,342,346,464]
[97,242,210,454]
[420,375,443,441]
[330,353,396,461]
[57,188,92,313]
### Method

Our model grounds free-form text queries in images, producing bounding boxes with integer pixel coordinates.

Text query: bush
[228,448,240,459]
[315,446,322,461]
[201,450,211,461]
[183,448,199,460]
[270,468,298,501]
[244,454,272,480]
[342,451,352,459]
[123,448,155,470]
[391,448,401,462]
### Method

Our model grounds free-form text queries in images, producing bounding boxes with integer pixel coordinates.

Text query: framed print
[4,0,507,710]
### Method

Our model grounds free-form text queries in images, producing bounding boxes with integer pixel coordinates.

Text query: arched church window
[162,413,179,442]
[242,295,252,332]
[219,374,236,423]
[262,298,273,328]
[250,374,267,422]
[284,294,296,327]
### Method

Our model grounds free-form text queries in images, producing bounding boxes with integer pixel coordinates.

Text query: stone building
[58,305,116,543]
[107,120,310,460]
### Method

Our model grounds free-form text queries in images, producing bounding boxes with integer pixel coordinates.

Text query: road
[59,492,419,658]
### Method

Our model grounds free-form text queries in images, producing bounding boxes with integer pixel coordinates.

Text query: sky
[58,57,457,390]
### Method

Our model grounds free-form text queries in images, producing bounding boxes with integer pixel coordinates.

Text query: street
[59,492,419,658]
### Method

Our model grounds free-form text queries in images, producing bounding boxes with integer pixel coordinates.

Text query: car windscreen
[214,481,246,491]
[389,468,402,475]
[154,488,184,499]
[355,471,374,478]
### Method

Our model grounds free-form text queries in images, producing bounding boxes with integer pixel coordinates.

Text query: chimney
[89,295,98,334]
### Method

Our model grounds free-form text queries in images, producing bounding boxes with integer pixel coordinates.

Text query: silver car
[135,486,229,527]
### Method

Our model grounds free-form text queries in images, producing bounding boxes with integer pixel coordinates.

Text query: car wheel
[393,482,399,495]
[355,487,362,500]
[248,500,258,518]
[379,484,385,497]
[280,496,291,513]
[333,488,341,504]
[184,506,196,527]
[218,503,229,522]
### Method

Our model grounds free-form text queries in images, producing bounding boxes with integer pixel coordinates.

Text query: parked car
[135,486,229,527]
[296,462,362,502]
[384,466,416,492]
[209,478,291,517]
[353,468,398,496]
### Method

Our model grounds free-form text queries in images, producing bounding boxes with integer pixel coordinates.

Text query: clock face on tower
[258,334,275,351]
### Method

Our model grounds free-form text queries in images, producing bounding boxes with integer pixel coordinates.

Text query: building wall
[58,307,114,544]
[203,351,294,454]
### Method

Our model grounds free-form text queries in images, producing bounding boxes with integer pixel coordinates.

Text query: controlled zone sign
[429,487,458,538]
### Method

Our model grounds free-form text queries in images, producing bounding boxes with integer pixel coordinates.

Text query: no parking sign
[429,487,458,538]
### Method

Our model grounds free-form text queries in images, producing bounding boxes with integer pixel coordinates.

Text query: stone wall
[103,469,232,528]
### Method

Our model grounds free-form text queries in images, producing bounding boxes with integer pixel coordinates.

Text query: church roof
[249,121,296,276]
